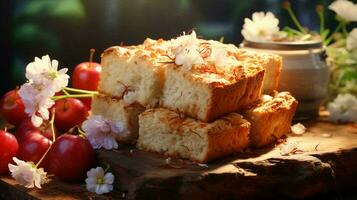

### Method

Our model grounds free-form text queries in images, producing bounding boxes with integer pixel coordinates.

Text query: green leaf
[321,29,330,40]
[282,26,303,36]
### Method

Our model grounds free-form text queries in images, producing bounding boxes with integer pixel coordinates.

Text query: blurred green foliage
[22,0,85,19]
[3,0,356,95]
[10,0,86,85]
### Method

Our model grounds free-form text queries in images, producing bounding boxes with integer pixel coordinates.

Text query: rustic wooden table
[1,118,357,199]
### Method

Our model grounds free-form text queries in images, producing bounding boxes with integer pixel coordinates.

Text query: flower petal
[104,172,115,184]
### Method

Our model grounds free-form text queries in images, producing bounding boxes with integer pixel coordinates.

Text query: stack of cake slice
[91,31,297,163]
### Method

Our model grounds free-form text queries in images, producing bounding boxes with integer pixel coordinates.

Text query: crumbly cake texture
[137,108,250,163]
[91,93,145,144]
[243,92,298,148]
[99,32,279,122]
[99,46,166,107]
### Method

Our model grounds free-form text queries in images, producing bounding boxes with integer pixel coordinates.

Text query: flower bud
[282,1,291,9]
[316,4,324,13]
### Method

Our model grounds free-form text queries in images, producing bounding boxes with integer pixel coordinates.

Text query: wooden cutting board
[1,119,357,200]
[96,119,357,200]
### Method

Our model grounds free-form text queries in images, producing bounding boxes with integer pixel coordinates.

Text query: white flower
[85,167,114,195]
[327,93,357,122]
[19,55,69,127]
[82,115,129,150]
[173,31,204,70]
[8,157,47,189]
[329,0,357,22]
[19,83,54,127]
[25,55,69,93]
[291,123,306,135]
[347,28,357,50]
[241,12,280,42]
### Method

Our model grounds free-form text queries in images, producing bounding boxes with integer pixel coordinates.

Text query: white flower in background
[85,167,114,195]
[19,55,69,127]
[329,0,357,22]
[327,93,357,122]
[8,157,47,189]
[291,123,306,135]
[347,28,357,50]
[173,31,204,70]
[241,12,280,42]
[82,115,129,150]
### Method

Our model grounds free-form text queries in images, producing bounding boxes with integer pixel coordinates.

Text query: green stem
[342,24,348,37]
[104,164,110,173]
[35,146,51,168]
[325,22,343,45]
[64,87,98,94]
[50,108,56,143]
[61,89,70,95]
[286,5,306,33]
[52,94,94,101]
[283,27,303,35]
[78,127,87,138]
[318,11,324,37]
[219,36,224,43]
[35,109,56,168]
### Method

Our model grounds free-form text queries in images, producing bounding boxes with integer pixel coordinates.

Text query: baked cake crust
[243,92,298,148]
[137,108,250,163]
[99,35,272,122]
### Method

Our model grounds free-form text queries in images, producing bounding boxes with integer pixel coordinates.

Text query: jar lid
[242,39,323,50]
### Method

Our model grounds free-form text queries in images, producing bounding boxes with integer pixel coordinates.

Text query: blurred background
[0,0,355,94]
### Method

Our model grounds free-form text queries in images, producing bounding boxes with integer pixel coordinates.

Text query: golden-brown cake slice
[99,46,166,107]
[99,33,266,122]
[145,37,265,122]
[243,92,298,148]
[235,51,282,94]
[91,93,145,144]
[161,64,264,122]
[137,108,250,163]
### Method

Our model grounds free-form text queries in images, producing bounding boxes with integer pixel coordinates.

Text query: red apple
[72,49,102,109]
[0,89,27,126]
[16,117,57,143]
[54,98,88,132]
[44,134,94,181]
[17,132,52,165]
[0,130,19,174]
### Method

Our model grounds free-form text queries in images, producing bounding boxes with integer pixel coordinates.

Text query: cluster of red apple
[0,51,102,182]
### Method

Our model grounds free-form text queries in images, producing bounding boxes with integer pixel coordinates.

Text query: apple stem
[63,87,98,94]
[35,109,56,168]
[89,48,95,68]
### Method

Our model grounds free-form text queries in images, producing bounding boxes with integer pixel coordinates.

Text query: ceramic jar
[241,40,329,120]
